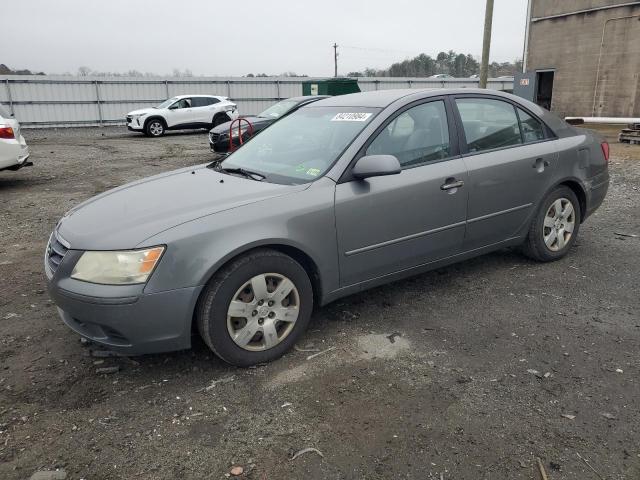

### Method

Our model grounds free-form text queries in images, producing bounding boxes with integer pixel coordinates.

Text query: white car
[0,104,30,172]
[126,95,239,137]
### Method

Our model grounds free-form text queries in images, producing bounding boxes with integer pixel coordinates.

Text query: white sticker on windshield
[331,112,372,122]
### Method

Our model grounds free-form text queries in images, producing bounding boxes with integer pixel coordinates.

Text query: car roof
[299,89,571,137]
[173,94,224,99]
[307,88,522,108]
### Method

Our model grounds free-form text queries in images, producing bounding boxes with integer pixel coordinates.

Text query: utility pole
[479,0,494,88]
[522,0,532,72]
[333,43,338,77]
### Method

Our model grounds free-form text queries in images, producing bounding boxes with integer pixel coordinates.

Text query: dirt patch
[0,126,639,479]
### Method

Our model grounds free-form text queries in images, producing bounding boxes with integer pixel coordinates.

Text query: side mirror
[352,155,401,179]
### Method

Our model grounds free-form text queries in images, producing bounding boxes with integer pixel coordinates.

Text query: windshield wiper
[208,160,265,181]
[219,166,266,181]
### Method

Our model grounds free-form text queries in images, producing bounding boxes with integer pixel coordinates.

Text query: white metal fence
[0,75,514,127]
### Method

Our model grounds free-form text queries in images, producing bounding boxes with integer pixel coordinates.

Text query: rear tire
[145,119,165,137]
[196,249,313,367]
[522,185,581,262]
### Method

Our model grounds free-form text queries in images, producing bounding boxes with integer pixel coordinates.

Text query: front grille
[46,230,69,274]
[126,115,132,123]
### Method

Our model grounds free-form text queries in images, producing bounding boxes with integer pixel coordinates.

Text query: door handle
[532,157,550,170]
[440,179,464,191]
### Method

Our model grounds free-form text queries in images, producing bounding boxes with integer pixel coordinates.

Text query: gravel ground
[0,126,639,480]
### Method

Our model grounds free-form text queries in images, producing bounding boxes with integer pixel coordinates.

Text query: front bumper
[209,134,232,153]
[126,116,145,131]
[46,247,202,355]
[209,132,246,153]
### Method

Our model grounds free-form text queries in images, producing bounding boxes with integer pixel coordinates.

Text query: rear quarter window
[517,107,546,143]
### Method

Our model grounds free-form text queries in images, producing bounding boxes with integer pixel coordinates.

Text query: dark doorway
[535,71,554,110]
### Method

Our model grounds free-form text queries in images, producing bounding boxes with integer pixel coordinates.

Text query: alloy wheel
[149,121,163,136]
[543,197,575,251]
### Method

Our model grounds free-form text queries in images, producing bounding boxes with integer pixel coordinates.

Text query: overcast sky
[6,0,528,76]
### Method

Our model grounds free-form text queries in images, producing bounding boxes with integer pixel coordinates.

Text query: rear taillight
[601,142,610,164]
[0,126,15,139]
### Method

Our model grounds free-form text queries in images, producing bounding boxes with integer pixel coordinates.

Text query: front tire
[523,185,581,262]
[145,119,165,137]
[196,249,313,367]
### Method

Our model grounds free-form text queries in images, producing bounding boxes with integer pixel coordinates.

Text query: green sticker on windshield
[306,168,321,177]
[295,164,306,172]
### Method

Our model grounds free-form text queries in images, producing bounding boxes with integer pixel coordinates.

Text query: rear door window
[191,97,207,107]
[455,98,522,153]
[192,97,219,107]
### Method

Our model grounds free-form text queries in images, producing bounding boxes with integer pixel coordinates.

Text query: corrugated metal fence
[0,75,514,127]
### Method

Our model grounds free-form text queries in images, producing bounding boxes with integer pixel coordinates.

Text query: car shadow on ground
[0,175,54,190]
[120,129,211,140]
[95,247,532,375]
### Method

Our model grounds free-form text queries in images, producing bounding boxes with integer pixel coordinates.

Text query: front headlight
[71,246,164,285]
[231,127,248,138]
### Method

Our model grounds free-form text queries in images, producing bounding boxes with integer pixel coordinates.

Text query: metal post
[5,79,14,116]
[226,80,231,98]
[479,0,494,89]
[522,0,532,72]
[164,80,169,98]
[276,80,281,100]
[94,80,103,126]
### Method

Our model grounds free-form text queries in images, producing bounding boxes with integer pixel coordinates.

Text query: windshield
[220,106,380,184]
[258,100,300,119]
[156,97,178,109]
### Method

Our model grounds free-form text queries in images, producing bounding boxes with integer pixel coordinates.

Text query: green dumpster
[302,78,360,96]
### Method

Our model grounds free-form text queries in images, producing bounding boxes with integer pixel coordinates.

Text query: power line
[341,44,424,56]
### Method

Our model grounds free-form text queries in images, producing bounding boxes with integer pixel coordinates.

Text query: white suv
[0,104,30,172]
[126,95,239,137]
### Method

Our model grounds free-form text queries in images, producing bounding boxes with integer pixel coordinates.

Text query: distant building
[516,0,640,118]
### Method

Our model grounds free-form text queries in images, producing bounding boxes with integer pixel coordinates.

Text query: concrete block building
[518,0,640,118]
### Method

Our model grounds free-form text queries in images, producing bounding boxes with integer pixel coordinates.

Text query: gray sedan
[45,89,609,366]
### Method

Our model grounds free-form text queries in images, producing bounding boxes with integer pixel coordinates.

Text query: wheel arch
[212,111,231,125]
[191,241,324,330]
[556,178,587,223]
[144,115,167,130]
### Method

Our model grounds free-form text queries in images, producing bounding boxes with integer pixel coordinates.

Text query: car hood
[57,164,308,250]
[210,116,272,135]
[127,107,157,116]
